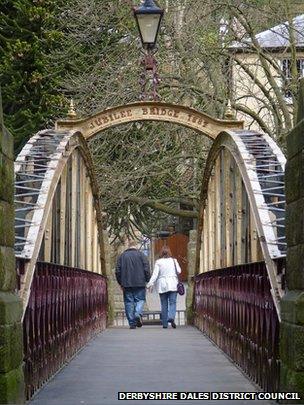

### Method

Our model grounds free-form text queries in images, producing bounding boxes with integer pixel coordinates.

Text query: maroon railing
[193,259,285,393]
[21,261,107,399]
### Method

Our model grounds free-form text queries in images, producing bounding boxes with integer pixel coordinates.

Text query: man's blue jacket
[115,248,150,288]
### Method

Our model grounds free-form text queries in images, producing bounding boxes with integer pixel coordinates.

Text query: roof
[230,14,304,51]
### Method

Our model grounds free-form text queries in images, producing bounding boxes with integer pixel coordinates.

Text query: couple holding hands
[115,240,182,329]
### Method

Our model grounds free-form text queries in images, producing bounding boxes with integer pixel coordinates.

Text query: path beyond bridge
[30,326,272,405]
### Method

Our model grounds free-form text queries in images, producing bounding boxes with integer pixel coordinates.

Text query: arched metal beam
[15,129,106,316]
[196,129,286,317]
[56,101,243,140]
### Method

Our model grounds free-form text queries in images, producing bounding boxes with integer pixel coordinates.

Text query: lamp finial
[67,98,77,119]
[225,99,235,119]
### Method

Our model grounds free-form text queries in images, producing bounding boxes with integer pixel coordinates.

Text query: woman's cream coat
[147,257,181,293]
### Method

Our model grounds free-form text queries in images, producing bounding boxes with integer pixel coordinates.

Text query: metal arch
[55,101,244,140]
[14,129,106,315]
[197,129,286,317]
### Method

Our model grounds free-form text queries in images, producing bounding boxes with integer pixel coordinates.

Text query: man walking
[115,240,150,329]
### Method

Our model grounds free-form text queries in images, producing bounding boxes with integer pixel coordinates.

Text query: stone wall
[280,80,304,401]
[0,102,24,403]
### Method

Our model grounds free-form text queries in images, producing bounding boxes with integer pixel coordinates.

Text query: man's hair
[159,245,172,258]
[128,239,138,249]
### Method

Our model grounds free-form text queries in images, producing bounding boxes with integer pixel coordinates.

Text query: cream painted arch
[196,129,286,317]
[56,101,244,139]
[15,129,106,317]
[16,103,243,316]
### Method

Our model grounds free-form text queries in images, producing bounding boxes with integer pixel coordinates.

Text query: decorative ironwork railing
[193,259,285,393]
[19,261,107,400]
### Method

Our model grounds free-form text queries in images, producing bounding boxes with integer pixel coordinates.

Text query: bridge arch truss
[14,129,106,314]
[12,104,288,397]
[197,129,286,314]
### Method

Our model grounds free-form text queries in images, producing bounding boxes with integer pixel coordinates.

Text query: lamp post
[133,0,164,100]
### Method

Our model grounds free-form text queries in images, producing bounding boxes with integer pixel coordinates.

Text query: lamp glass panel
[137,14,161,45]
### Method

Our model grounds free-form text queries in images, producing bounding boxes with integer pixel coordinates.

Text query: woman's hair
[159,245,172,258]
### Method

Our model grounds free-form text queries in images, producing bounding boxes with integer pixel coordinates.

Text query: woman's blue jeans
[159,291,177,327]
[123,287,146,327]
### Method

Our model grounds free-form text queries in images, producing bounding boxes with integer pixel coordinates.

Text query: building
[229,14,304,139]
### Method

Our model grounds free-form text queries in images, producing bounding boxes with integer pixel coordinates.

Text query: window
[282,58,304,99]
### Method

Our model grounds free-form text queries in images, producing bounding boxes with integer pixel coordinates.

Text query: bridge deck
[30,326,272,405]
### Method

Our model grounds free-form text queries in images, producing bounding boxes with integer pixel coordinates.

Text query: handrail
[21,261,107,399]
[193,258,285,392]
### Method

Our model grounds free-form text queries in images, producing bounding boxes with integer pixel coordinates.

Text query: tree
[45,0,215,238]
[192,0,304,143]
[4,0,301,237]
[90,121,210,238]
[45,0,304,237]
[0,0,66,152]
[230,0,302,140]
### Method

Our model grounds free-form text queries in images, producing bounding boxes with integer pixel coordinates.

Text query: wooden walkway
[30,326,272,405]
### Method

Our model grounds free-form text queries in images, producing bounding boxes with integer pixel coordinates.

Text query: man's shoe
[130,325,136,329]
[136,315,143,328]
[169,319,177,329]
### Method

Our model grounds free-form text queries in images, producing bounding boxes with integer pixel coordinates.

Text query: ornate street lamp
[133,0,164,51]
[133,0,164,100]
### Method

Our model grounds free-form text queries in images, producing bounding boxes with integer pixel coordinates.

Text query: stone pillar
[102,230,116,324]
[280,79,304,400]
[186,230,197,324]
[0,97,24,403]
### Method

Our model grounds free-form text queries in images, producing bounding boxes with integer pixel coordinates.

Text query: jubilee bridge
[8,99,290,404]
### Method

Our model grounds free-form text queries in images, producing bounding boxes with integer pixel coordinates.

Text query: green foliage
[1,0,301,236]
[0,0,66,152]
[45,0,141,116]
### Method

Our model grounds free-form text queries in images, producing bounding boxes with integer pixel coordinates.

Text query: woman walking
[146,246,181,328]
